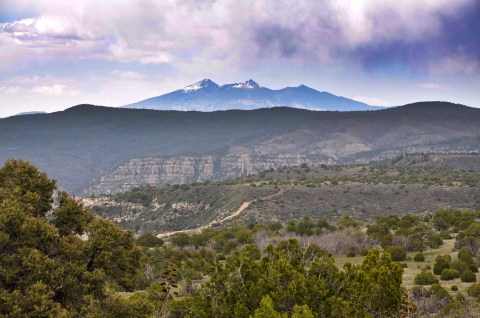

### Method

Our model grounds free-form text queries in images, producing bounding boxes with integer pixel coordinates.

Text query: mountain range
[0,101,478,194]
[124,79,379,111]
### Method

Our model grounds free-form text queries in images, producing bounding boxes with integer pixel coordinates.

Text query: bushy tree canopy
[167,239,403,317]
[0,160,147,317]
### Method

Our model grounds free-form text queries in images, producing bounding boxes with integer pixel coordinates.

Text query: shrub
[460,269,476,282]
[468,263,478,273]
[436,254,452,263]
[467,283,480,298]
[385,246,407,261]
[451,285,458,291]
[414,253,425,262]
[441,302,465,317]
[415,271,439,285]
[440,269,459,281]
[411,286,429,300]
[136,232,164,247]
[433,255,451,275]
[234,228,253,244]
[433,261,449,275]
[427,232,443,249]
[454,292,465,303]
[170,233,191,248]
[223,241,238,254]
[458,247,474,265]
[346,247,356,257]
[440,231,452,239]
[449,260,468,274]
[359,249,369,256]
[429,284,451,301]
[268,222,282,232]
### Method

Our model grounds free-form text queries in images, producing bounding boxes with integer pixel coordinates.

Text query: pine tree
[0,160,149,317]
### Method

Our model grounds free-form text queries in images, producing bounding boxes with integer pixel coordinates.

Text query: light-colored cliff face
[82,153,329,195]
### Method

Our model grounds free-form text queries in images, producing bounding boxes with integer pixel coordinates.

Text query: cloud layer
[2,0,478,72]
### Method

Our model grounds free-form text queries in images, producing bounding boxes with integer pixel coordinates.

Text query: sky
[0,0,479,117]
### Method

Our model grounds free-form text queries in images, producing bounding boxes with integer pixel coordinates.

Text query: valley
[84,154,480,234]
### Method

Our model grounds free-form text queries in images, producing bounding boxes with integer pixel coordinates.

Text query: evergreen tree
[254,296,282,318]
[0,160,149,317]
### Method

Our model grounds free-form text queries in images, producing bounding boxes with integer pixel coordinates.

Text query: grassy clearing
[335,254,365,268]
[335,239,479,296]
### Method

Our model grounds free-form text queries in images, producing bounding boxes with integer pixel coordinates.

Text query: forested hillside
[1,102,479,194]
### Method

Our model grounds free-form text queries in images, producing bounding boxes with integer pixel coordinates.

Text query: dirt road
[157,187,285,238]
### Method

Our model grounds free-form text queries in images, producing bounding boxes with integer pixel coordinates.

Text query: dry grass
[335,239,480,297]
[334,254,365,268]
[402,239,480,297]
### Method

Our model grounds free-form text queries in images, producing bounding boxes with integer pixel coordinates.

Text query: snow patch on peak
[183,79,218,93]
[232,79,260,89]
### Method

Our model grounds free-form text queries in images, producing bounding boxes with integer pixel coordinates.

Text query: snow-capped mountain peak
[232,79,260,89]
[183,79,218,93]
[125,79,379,112]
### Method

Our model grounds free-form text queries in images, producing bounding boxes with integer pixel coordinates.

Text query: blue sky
[0,0,479,117]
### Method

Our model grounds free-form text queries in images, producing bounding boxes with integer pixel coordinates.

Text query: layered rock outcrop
[83,152,329,195]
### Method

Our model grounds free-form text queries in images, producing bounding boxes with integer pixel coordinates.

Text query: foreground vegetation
[2,160,480,317]
[143,209,480,317]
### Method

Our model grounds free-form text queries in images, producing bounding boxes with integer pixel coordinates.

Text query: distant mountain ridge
[13,111,48,116]
[124,79,379,111]
[1,101,478,194]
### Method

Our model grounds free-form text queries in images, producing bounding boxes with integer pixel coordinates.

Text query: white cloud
[419,83,452,90]
[110,70,143,80]
[0,86,21,94]
[353,95,395,107]
[32,84,65,96]
[430,56,479,75]
[6,75,41,84]
[32,84,79,96]
[0,14,98,43]
[109,40,173,64]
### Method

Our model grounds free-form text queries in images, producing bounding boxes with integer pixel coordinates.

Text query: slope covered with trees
[1,102,479,193]
[2,160,480,317]
[0,160,150,317]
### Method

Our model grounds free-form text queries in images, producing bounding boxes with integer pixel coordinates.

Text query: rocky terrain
[83,153,326,195]
[83,158,480,234]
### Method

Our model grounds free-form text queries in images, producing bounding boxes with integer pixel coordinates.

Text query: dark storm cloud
[348,1,480,72]
[247,1,480,74]
[438,1,480,60]
[253,24,299,58]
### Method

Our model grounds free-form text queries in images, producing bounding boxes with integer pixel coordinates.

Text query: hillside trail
[157,187,285,238]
